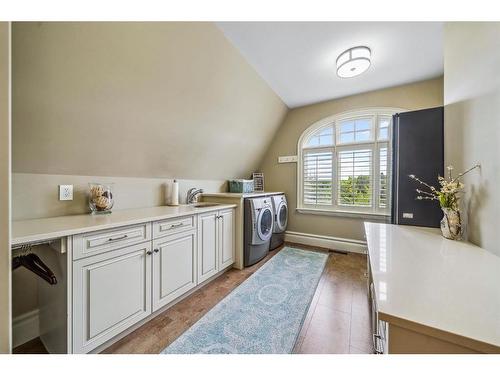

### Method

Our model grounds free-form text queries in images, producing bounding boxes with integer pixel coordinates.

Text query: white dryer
[270,194,288,250]
[243,197,274,266]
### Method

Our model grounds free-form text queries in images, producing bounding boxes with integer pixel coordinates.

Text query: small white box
[278,155,298,163]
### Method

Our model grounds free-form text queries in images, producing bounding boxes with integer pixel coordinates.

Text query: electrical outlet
[59,185,73,201]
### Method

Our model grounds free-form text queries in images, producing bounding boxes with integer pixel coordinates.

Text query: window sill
[296,207,391,220]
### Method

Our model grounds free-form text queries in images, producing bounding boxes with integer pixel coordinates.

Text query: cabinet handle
[154,248,159,253]
[107,234,128,242]
[146,250,153,255]
[170,223,184,228]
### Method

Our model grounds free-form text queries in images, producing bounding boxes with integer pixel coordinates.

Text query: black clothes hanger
[12,256,22,270]
[12,251,57,285]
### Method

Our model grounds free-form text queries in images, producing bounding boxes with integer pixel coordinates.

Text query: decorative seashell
[95,196,110,209]
[90,185,104,199]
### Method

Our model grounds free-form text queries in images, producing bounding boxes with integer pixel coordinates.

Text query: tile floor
[13,243,372,354]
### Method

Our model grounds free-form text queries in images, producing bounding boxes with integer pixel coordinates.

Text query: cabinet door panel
[73,243,151,353]
[153,230,197,311]
[219,209,235,270]
[198,212,218,283]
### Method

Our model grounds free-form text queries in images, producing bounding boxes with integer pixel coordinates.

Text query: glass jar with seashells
[89,183,114,214]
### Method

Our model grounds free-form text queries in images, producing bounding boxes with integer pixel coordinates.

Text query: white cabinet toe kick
[23,207,236,354]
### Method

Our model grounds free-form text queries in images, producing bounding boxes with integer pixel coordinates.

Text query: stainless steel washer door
[257,207,273,241]
[276,202,288,232]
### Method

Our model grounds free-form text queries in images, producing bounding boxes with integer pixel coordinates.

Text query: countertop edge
[378,311,500,353]
[12,204,237,246]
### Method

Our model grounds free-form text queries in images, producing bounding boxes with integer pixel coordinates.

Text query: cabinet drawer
[153,215,196,239]
[72,223,151,260]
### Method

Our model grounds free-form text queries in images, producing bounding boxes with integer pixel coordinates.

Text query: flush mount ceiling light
[336,46,371,78]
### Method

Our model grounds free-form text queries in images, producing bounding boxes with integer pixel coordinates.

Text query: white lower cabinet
[197,211,219,283]
[72,242,152,354]
[70,208,235,353]
[198,209,235,284]
[152,230,197,312]
[218,209,235,270]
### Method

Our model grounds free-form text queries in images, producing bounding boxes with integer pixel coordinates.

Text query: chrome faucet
[186,188,204,204]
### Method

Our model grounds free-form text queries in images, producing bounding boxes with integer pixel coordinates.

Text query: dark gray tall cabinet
[391,107,444,228]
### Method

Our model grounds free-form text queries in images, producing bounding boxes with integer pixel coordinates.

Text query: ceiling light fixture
[336,46,371,78]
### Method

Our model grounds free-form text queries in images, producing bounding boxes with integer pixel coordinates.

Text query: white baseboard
[285,231,367,254]
[12,309,39,348]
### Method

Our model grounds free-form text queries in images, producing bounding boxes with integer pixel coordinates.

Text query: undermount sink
[190,202,221,208]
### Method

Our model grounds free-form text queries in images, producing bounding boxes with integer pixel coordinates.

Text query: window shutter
[338,148,373,207]
[303,150,333,205]
[379,146,390,208]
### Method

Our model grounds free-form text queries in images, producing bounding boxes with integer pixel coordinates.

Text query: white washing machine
[244,197,274,266]
[270,194,288,250]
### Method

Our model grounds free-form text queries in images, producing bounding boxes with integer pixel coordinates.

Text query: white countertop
[364,222,500,350]
[12,204,236,246]
[202,192,284,198]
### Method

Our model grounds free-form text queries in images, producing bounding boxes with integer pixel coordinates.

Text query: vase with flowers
[409,164,480,240]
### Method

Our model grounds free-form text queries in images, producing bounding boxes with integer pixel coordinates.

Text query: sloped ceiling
[217,22,444,108]
[12,22,287,180]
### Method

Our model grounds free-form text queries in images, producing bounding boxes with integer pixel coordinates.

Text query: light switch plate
[59,185,74,201]
[278,155,298,163]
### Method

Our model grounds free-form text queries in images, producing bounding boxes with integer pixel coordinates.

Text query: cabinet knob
[154,248,159,253]
[146,250,153,255]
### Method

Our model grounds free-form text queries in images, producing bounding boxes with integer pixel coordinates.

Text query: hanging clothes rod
[11,239,56,251]
[11,237,67,254]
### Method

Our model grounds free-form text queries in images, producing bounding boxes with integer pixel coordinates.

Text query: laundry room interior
[1,2,500,365]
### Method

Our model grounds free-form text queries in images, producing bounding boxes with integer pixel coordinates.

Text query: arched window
[297,108,401,217]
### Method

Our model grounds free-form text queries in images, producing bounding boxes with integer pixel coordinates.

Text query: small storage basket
[229,179,254,193]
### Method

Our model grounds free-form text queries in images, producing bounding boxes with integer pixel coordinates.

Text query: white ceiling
[216,22,444,108]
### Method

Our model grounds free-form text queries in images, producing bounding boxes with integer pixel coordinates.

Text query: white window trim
[297,107,405,218]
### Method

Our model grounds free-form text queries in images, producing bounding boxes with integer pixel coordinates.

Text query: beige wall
[12,22,287,179]
[12,173,228,221]
[444,23,500,257]
[259,77,444,241]
[0,22,11,353]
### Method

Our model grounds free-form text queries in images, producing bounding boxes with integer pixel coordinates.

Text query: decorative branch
[450,164,481,184]
[409,174,437,192]
[416,196,438,201]
[409,164,480,210]
[416,189,436,197]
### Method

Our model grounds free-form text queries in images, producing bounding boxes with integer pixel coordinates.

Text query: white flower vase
[440,208,462,240]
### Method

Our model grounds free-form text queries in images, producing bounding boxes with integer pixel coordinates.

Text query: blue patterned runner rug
[162,247,328,354]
